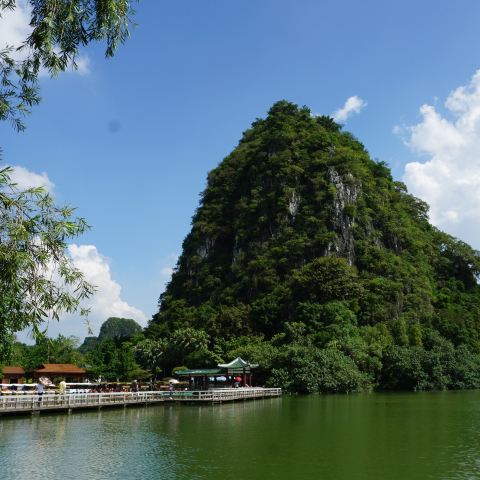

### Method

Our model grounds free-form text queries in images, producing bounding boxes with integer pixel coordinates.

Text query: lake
[1,391,480,479]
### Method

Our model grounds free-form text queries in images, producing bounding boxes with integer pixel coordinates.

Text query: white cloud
[18,244,147,342]
[332,95,367,123]
[65,244,147,336]
[8,164,54,192]
[74,54,91,75]
[401,70,480,249]
[0,0,31,59]
[0,1,90,75]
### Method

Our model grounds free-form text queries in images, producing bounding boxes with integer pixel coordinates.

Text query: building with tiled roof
[33,364,86,382]
[1,366,25,384]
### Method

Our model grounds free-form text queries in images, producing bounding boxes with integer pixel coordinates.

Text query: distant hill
[78,336,99,354]
[147,101,480,392]
[98,317,142,342]
[79,317,142,352]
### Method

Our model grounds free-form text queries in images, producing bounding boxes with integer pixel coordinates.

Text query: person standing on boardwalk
[59,378,67,402]
[35,381,44,405]
[59,378,67,394]
[131,379,139,395]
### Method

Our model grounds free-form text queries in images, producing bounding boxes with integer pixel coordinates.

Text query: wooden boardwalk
[0,388,282,416]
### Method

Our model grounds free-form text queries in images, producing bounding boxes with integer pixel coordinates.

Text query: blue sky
[2,0,480,340]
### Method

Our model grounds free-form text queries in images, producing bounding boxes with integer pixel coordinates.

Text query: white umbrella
[169,379,180,384]
[39,377,55,387]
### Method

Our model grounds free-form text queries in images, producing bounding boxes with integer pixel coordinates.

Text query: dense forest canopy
[145,101,480,392]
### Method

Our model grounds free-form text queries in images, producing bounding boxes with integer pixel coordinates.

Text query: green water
[2,391,480,479]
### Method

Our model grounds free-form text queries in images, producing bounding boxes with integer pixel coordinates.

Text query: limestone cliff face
[149,101,480,342]
[327,169,360,265]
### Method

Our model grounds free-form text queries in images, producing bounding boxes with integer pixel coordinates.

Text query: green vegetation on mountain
[147,101,480,392]
[6,102,480,392]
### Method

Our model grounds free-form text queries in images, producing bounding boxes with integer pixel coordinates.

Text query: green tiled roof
[175,358,259,377]
[175,368,223,376]
[218,357,258,369]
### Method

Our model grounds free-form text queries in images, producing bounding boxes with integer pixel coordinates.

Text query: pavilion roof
[217,357,258,370]
[175,368,223,377]
[34,364,86,374]
[2,366,25,375]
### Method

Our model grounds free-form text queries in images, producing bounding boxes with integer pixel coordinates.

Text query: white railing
[206,388,282,402]
[0,391,162,411]
[175,387,282,402]
[0,388,281,412]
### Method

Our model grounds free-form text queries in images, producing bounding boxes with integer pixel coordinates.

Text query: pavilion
[175,357,258,389]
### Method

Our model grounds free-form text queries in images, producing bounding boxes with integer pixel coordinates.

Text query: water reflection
[1,393,480,479]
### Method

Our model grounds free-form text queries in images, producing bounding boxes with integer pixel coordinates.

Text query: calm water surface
[2,391,480,479]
